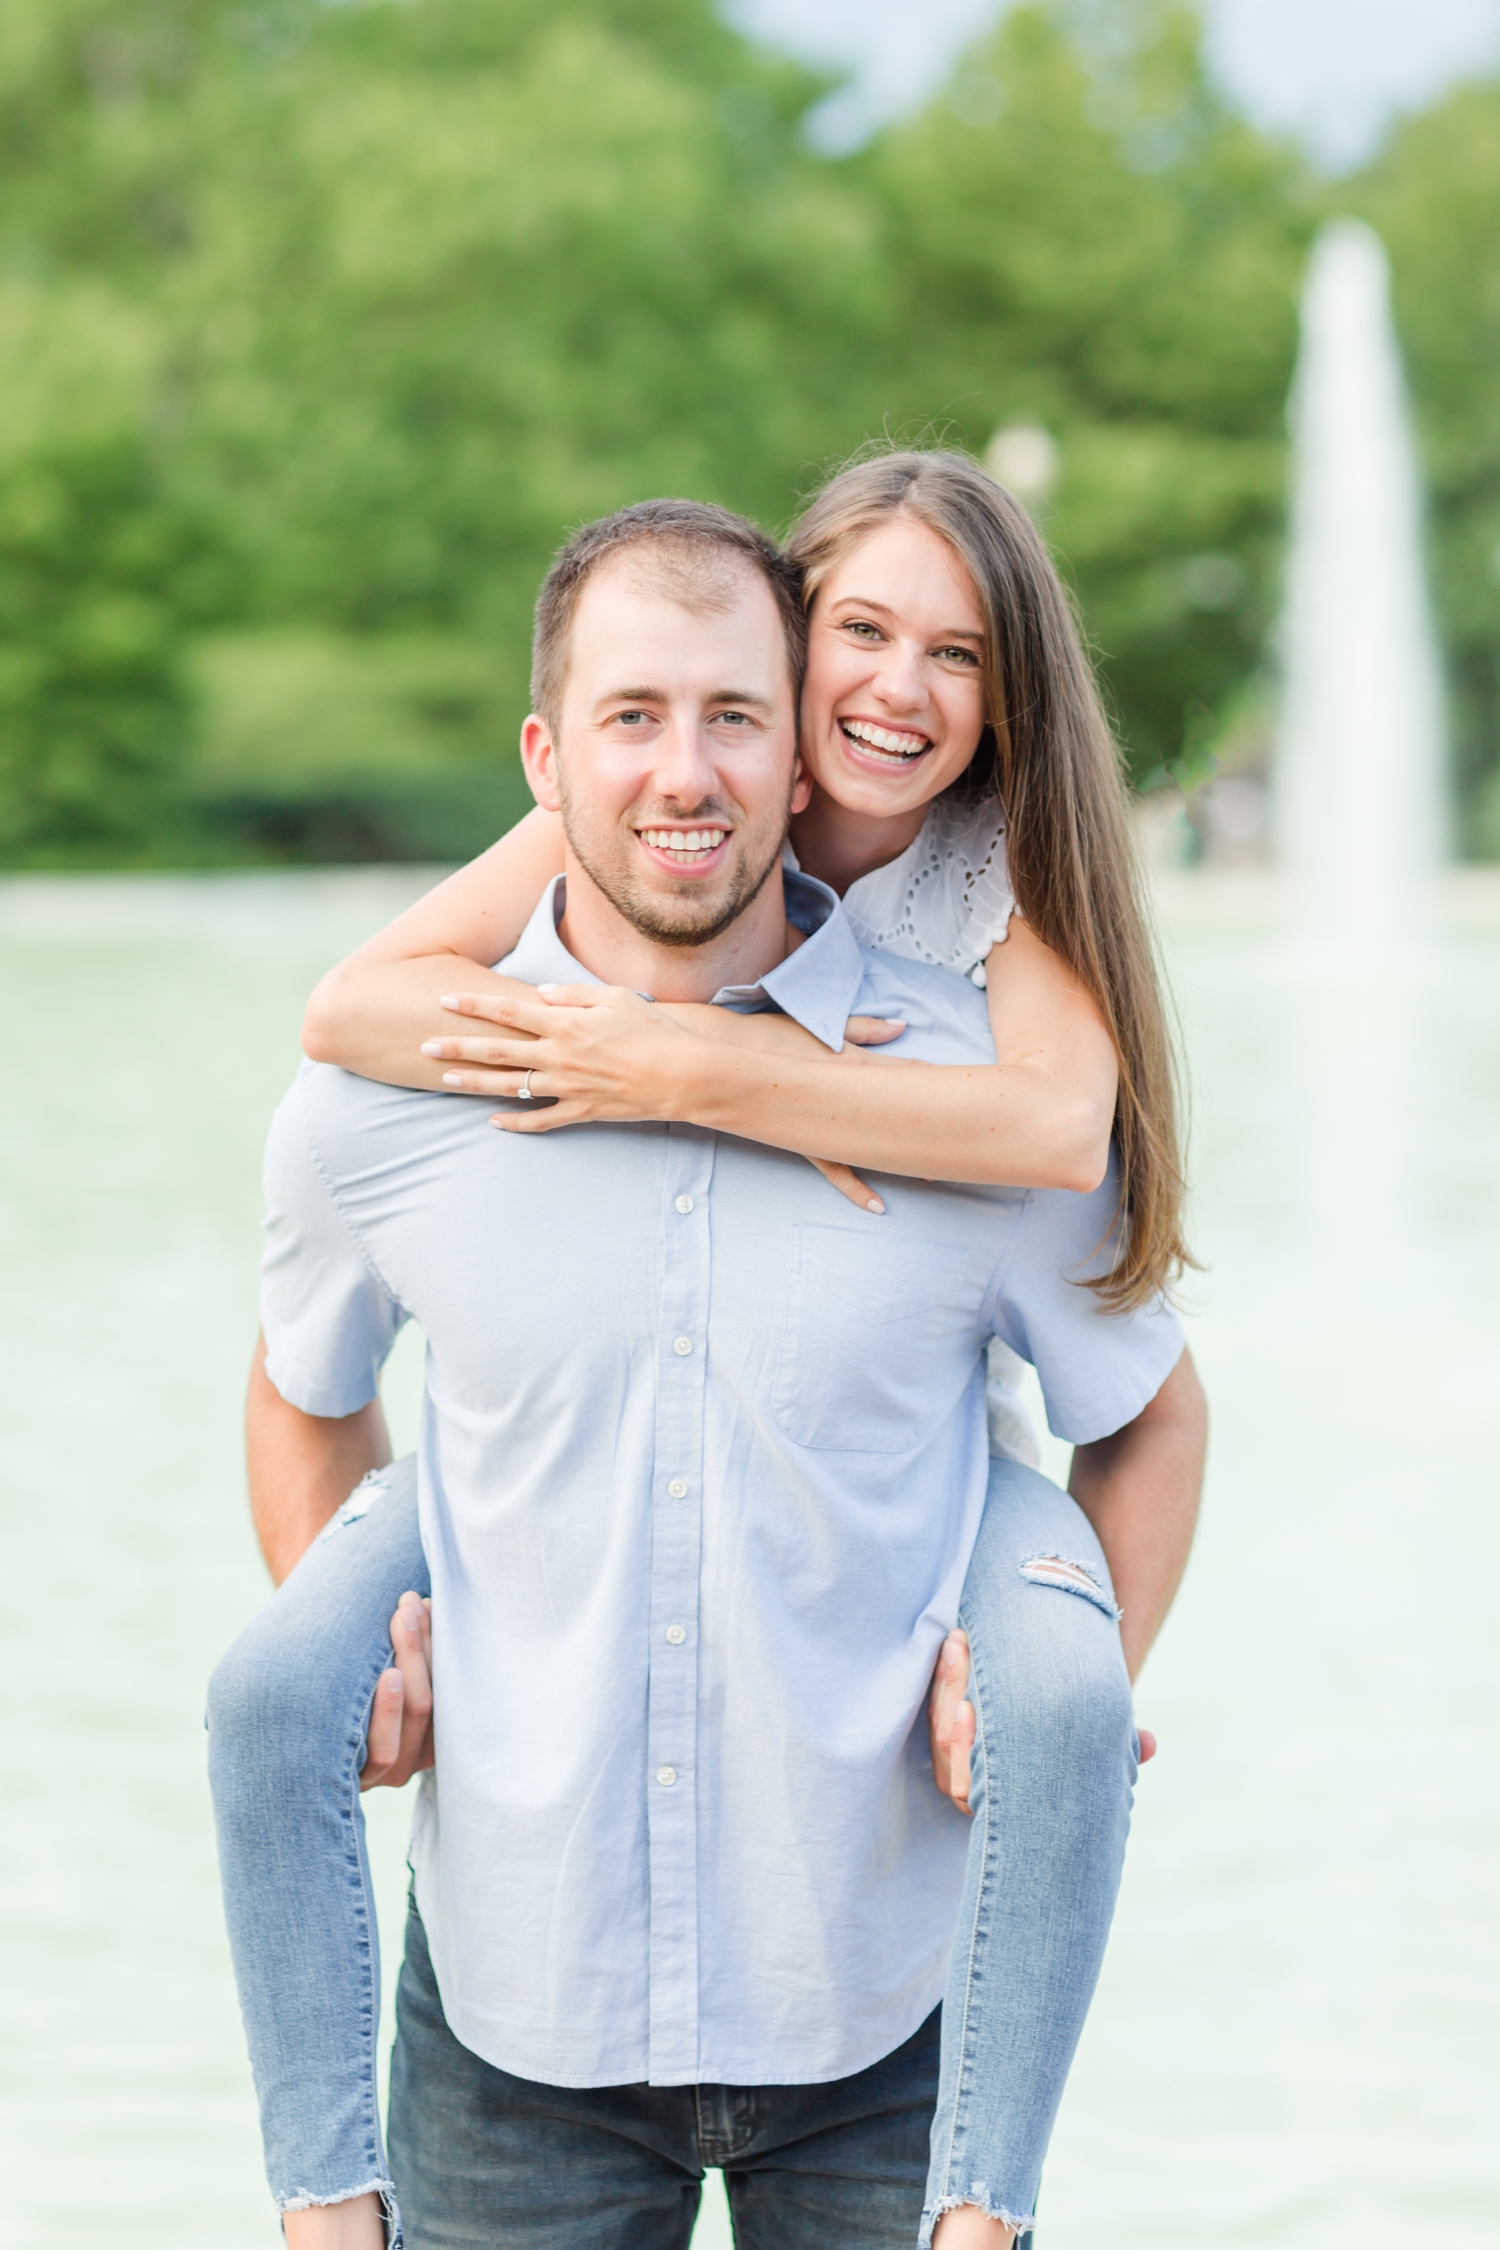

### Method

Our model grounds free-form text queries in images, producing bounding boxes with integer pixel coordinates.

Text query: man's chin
[621,885,751,950]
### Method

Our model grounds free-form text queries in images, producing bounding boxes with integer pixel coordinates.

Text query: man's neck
[555,852,800,1001]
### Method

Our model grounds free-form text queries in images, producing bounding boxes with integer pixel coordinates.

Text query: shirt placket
[645,1121,716,2083]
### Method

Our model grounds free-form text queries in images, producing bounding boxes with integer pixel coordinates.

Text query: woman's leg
[921,1456,1138,2249]
[206,1455,427,2246]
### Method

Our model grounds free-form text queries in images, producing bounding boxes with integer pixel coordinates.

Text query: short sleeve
[260,1070,408,1418]
[984,1157,1184,1444]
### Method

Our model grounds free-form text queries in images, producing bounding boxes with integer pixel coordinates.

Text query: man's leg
[388,1902,705,2250]
[720,2010,941,2250]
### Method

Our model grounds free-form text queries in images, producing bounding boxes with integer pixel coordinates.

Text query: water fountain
[1274,219,1448,938]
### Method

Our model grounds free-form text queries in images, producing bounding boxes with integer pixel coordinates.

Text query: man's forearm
[246,1332,391,1584]
[1067,1347,1207,1681]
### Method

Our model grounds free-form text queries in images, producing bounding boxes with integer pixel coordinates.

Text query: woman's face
[799,516,989,823]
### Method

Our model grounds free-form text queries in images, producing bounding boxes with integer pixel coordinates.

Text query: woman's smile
[836,717,935,768]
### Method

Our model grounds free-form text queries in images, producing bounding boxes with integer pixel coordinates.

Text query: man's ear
[520,714,563,813]
[789,752,813,818]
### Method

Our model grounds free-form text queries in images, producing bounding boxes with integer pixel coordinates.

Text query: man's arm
[246,1329,391,1585]
[1067,1344,1206,1682]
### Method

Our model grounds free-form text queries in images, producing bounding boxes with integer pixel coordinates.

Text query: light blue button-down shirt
[261,873,1182,2090]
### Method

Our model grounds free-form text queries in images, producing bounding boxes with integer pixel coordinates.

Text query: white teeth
[642,828,726,855]
[842,720,929,761]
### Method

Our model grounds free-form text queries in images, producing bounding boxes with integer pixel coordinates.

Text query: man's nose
[649,717,721,804]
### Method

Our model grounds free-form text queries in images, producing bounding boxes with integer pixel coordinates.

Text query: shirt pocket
[771,1222,988,1455]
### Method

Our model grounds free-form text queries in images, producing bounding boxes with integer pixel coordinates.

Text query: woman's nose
[872,645,929,713]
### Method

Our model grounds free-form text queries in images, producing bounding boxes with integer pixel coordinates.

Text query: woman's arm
[301,808,566,1086]
[428,917,1119,1193]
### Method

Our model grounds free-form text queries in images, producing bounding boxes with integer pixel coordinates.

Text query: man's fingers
[392,1593,434,1779]
[927,1628,972,1805]
[808,1158,885,1216]
[360,1667,403,1788]
[949,1698,974,1814]
[842,1016,907,1047]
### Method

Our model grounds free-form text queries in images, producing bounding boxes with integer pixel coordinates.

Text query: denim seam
[322,1642,398,2204]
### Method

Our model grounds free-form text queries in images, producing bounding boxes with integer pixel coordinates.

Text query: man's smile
[634,824,732,873]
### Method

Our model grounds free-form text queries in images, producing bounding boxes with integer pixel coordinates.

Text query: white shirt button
[672,1336,693,1356]
[674,1194,694,1214]
[667,1477,688,1499]
[656,1766,678,1787]
[665,1624,686,1645]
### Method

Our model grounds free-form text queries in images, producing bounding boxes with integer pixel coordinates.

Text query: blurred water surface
[1,868,1496,2249]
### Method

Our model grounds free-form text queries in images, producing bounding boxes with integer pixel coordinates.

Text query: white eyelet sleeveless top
[839,794,1016,983]
[790,795,1041,1469]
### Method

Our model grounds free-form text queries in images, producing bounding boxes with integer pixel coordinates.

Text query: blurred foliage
[2,0,1489,863]
[1356,85,1500,856]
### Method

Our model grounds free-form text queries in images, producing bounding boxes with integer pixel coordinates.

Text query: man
[251,501,1200,2248]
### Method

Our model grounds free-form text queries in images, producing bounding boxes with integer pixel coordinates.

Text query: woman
[209,449,1193,2250]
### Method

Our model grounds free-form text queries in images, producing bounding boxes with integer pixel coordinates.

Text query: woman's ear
[520,714,563,814]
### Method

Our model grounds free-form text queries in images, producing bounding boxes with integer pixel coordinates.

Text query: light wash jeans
[206,1454,1137,2248]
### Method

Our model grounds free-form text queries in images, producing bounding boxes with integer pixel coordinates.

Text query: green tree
[862,0,1313,784]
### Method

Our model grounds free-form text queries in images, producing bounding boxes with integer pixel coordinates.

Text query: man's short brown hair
[530,499,806,729]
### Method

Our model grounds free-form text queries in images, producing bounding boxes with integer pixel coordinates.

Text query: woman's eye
[842,620,882,642]
[936,645,980,666]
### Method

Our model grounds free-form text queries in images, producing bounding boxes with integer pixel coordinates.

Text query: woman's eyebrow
[827,597,983,643]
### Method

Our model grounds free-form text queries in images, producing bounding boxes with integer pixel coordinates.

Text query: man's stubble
[555,765,793,951]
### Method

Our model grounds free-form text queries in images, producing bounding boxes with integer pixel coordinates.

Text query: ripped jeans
[206,1454,1137,2248]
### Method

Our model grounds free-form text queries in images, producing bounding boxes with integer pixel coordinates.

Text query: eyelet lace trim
[841,797,1014,979]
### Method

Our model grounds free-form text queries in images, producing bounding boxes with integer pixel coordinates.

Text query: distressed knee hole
[1018,1552,1120,1619]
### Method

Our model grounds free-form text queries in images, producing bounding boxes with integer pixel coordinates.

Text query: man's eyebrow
[827,595,984,643]
[595,686,776,710]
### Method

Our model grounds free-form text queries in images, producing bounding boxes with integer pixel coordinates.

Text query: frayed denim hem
[919,2189,1037,2247]
[277,2179,402,2248]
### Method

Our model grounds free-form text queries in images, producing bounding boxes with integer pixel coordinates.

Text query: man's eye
[616,710,649,726]
[716,709,752,726]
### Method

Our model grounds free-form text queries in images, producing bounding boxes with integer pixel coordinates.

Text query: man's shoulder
[853,945,992,1059]
[276,1057,463,1168]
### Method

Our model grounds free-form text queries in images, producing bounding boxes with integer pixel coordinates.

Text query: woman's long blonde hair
[786,448,1189,1309]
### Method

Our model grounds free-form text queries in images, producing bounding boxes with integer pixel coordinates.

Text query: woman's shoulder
[843,794,1014,976]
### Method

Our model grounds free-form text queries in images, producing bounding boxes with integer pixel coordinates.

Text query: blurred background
[2,2,1497,2246]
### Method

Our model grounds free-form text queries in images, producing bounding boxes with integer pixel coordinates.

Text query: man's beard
[558,781,787,950]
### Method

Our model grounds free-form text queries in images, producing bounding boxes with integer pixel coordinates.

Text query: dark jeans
[388,1901,941,2249]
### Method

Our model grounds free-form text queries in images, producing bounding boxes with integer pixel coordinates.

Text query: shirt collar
[499,870,864,1055]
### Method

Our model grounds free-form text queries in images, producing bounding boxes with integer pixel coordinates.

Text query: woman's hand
[422,983,699,1123]
[420,986,903,1215]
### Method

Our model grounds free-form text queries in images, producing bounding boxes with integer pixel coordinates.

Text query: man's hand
[927,1626,1156,1815]
[360,1592,434,1789]
[928,1631,978,1814]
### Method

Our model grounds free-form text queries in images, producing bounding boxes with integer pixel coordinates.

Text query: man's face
[521,556,805,949]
